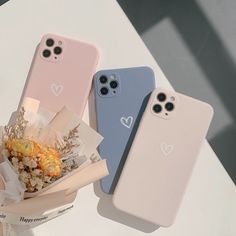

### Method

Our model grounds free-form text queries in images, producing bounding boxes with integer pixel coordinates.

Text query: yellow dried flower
[6,139,41,158]
[6,138,62,177]
[38,151,61,177]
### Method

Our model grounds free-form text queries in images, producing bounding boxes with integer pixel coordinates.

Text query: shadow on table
[210,124,236,179]
[118,0,236,184]
[88,89,159,233]
[0,0,9,6]
[13,226,34,236]
[93,181,160,233]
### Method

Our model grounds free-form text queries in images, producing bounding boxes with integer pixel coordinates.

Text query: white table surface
[0,1,235,236]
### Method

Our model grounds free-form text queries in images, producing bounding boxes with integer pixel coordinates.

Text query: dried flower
[4,107,28,140]
[6,139,41,158]
[1,108,88,193]
[30,179,37,187]
[56,124,80,156]
[22,156,37,168]
[20,171,30,183]
[11,157,18,166]
[90,153,100,163]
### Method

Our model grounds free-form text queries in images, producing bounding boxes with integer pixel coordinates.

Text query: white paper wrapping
[0,162,25,205]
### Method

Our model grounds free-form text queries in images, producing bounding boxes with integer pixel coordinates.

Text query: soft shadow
[88,86,97,131]
[210,125,236,181]
[7,111,18,125]
[17,45,39,111]
[168,0,236,184]
[12,225,34,236]
[94,182,159,233]
[109,93,151,194]
[118,0,168,34]
[0,0,9,6]
[118,0,236,184]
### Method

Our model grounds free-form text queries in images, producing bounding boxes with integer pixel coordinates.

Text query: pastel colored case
[22,33,99,117]
[94,67,155,194]
[113,88,214,226]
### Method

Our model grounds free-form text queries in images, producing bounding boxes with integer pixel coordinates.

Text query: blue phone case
[94,67,156,194]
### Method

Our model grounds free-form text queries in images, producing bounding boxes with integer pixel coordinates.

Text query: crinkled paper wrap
[0,97,108,229]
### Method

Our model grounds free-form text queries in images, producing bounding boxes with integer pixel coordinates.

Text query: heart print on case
[120,116,133,129]
[50,83,64,96]
[160,142,174,156]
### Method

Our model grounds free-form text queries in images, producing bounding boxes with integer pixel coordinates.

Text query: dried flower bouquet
[0,98,106,198]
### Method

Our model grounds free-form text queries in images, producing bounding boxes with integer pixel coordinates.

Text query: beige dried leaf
[56,124,80,156]
[4,107,28,140]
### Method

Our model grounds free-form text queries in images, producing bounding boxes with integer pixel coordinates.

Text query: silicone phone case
[94,67,155,194]
[22,33,99,117]
[113,88,214,226]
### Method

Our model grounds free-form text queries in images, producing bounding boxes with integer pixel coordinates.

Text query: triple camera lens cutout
[99,75,119,96]
[42,38,63,59]
[153,92,175,115]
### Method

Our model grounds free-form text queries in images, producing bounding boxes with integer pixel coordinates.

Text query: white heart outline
[50,83,64,96]
[120,116,133,129]
[160,142,174,156]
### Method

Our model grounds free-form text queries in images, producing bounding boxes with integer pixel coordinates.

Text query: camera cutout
[54,46,62,55]
[165,102,174,111]
[157,93,166,102]
[42,49,51,58]
[100,87,109,95]
[46,38,54,47]
[153,104,162,113]
[99,75,108,84]
[110,80,118,89]
[151,90,178,119]
[41,36,64,62]
[97,74,120,97]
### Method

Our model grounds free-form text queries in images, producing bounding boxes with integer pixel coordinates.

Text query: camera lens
[153,104,162,113]
[157,93,166,102]
[42,49,51,58]
[110,80,118,89]
[46,38,54,47]
[100,87,109,95]
[99,76,108,84]
[54,47,62,55]
[165,102,174,111]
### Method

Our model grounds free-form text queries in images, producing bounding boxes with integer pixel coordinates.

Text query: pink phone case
[113,88,214,227]
[22,34,99,117]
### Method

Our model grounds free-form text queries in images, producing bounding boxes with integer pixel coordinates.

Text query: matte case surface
[113,88,214,226]
[22,33,99,117]
[94,67,155,194]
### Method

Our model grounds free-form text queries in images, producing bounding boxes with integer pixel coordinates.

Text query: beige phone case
[113,88,214,227]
